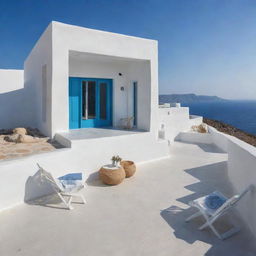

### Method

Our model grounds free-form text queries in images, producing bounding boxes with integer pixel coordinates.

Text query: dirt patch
[203,118,256,147]
[0,127,64,161]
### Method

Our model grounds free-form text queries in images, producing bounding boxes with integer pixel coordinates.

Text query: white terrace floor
[1,141,255,256]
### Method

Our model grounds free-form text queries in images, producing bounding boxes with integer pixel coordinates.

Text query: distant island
[159,93,226,104]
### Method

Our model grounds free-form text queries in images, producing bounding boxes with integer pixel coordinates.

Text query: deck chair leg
[69,193,86,204]
[58,193,74,210]
[199,220,222,239]
[186,211,202,222]
[199,221,209,230]
[79,194,86,204]
[209,224,222,239]
[199,221,240,240]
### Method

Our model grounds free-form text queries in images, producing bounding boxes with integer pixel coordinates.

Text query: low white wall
[158,108,204,144]
[0,69,24,94]
[227,139,256,233]
[189,115,203,127]
[208,127,256,237]
[178,126,256,238]
[176,132,213,144]
[0,69,34,129]
[158,107,190,143]
[208,126,229,152]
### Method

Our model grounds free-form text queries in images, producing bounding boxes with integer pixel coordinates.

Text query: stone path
[0,135,63,161]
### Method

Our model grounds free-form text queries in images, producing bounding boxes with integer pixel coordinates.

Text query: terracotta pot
[99,165,125,185]
[121,161,136,178]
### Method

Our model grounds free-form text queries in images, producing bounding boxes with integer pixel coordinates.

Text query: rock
[192,124,208,133]
[19,134,48,143]
[16,149,31,153]
[0,155,6,160]
[26,127,44,137]
[4,134,22,143]
[13,128,27,136]
[4,133,48,144]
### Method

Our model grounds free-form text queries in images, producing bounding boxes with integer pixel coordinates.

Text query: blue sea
[182,101,256,136]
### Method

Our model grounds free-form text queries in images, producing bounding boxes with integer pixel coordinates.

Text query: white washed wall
[0,69,34,129]
[208,127,256,237]
[189,115,203,127]
[158,107,190,143]
[24,23,53,136]
[0,69,24,94]
[178,126,256,238]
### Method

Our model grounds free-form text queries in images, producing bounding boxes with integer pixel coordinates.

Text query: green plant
[111,155,122,166]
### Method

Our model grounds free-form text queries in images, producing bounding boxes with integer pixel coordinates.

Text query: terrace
[0,140,255,256]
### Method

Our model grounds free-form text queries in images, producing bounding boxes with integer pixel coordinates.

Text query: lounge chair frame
[186,185,253,240]
[37,164,86,210]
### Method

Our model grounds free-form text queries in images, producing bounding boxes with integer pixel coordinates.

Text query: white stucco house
[0,21,193,152]
[2,21,159,136]
[25,21,158,137]
[0,21,198,208]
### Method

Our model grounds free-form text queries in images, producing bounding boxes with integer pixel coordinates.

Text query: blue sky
[0,0,256,99]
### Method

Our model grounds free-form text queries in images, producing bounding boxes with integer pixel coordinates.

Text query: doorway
[69,77,112,129]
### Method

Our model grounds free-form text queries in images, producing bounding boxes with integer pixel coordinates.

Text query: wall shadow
[177,161,232,205]
[160,161,256,255]
[0,87,35,129]
[160,205,255,256]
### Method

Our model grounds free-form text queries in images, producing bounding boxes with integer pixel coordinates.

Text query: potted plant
[111,155,122,167]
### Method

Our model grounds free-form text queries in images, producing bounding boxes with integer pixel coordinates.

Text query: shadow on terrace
[161,160,256,256]
[1,141,256,256]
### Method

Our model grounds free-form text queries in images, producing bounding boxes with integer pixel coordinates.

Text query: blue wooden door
[69,78,112,129]
[69,78,81,129]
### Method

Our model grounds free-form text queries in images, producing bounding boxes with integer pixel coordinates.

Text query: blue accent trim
[69,77,113,129]
[133,82,138,127]
[69,77,81,129]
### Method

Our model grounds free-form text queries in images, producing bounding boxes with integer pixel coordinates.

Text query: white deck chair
[37,164,86,210]
[185,185,254,240]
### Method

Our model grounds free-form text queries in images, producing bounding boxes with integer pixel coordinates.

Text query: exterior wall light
[120,86,125,91]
